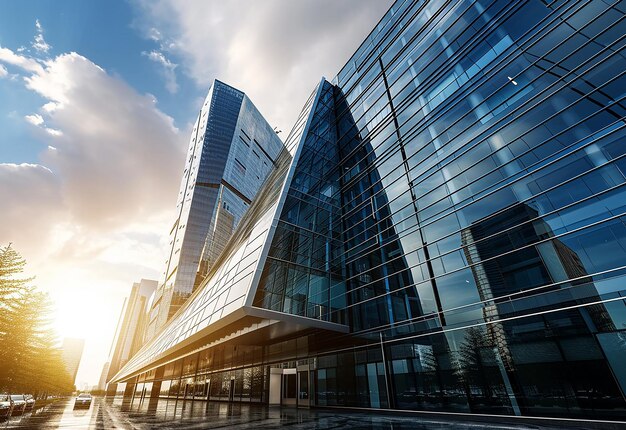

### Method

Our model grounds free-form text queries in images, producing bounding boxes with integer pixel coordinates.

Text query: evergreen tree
[0,244,74,396]
[454,326,499,404]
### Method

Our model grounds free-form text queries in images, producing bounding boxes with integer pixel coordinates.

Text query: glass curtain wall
[319,0,626,420]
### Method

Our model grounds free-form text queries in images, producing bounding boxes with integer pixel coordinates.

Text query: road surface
[1,396,596,429]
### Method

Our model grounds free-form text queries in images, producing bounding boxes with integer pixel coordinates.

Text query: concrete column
[269,368,282,405]
[148,381,161,412]
[148,366,164,412]
[105,383,117,400]
[121,378,136,411]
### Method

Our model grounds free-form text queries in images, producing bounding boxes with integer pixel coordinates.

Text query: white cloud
[1,45,186,256]
[134,0,393,133]
[21,50,183,228]
[0,163,64,258]
[0,46,44,74]
[147,27,162,42]
[42,101,59,112]
[0,64,7,78]
[32,19,51,54]
[25,112,62,136]
[25,113,44,126]
[142,49,178,94]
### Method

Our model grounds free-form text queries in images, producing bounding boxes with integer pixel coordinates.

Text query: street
[2,397,139,429]
[1,396,607,429]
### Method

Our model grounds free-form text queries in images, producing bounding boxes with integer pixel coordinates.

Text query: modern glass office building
[146,80,285,338]
[106,279,158,392]
[113,0,626,421]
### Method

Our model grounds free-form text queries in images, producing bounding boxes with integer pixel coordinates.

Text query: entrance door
[297,364,310,407]
[282,369,297,406]
[229,379,235,402]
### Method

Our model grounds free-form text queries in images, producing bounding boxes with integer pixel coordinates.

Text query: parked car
[0,395,12,419]
[24,395,35,410]
[73,393,92,409]
[9,395,26,415]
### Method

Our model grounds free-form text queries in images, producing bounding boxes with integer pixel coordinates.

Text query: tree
[0,244,32,335]
[453,326,500,405]
[0,244,74,396]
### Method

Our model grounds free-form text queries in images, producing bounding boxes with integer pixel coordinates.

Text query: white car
[24,395,35,410]
[0,395,12,419]
[73,393,92,409]
[9,395,26,415]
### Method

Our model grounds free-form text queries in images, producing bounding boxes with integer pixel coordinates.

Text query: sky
[0,0,392,388]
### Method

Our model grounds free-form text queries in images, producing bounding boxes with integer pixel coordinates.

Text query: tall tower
[106,278,157,388]
[146,80,284,337]
[97,362,110,391]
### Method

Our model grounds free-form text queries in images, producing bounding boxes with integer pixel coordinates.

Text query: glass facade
[253,81,347,323]
[114,0,626,422]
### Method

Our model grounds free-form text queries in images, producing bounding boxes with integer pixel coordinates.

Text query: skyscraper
[106,279,157,390]
[60,337,84,386]
[98,362,110,392]
[112,0,626,422]
[146,80,285,337]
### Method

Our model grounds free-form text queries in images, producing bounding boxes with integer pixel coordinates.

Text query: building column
[148,367,164,412]
[269,368,282,405]
[121,378,136,411]
[105,383,117,399]
[147,381,161,412]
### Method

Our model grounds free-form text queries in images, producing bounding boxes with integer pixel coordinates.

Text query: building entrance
[269,364,312,408]
[297,364,310,407]
[282,369,297,406]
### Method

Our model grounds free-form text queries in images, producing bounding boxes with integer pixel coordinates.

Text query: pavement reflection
[1,396,610,429]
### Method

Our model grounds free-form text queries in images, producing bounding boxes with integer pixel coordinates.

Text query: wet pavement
[1,397,136,429]
[1,396,616,429]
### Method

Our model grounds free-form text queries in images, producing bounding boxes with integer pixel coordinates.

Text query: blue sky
[0,0,199,164]
[0,0,392,389]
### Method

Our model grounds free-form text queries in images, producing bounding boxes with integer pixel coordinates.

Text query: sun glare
[44,275,122,352]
